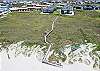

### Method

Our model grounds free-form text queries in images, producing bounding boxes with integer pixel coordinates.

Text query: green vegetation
[0,10,100,51]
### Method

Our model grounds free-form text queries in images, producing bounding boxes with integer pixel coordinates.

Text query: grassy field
[0,10,100,50]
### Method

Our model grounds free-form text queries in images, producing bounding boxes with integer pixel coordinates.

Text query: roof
[62,5,73,11]
[42,5,55,13]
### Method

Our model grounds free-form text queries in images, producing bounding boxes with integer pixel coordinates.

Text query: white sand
[0,50,93,71]
[0,41,99,71]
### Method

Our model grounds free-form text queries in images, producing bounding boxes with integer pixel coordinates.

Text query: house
[75,5,83,10]
[0,3,10,12]
[82,5,95,10]
[82,5,100,10]
[96,0,100,3]
[10,7,30,12]
[41,5,56,14]
[56,3,65,9]
[9,7,19,12]
[28,2,51,10]
[61,5,74,16]
[0,2,10,17]
[75,4,100,10]
[26,3,50,11]
[0,11,3,17]
[10,1,51,12]
[94,6,100,10]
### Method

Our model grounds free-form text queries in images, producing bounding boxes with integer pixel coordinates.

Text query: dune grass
[0,10,100,50]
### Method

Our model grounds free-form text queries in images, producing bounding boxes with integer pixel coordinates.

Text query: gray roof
[62,5,73,11]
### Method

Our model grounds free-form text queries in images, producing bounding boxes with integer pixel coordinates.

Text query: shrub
[76,10,100,18]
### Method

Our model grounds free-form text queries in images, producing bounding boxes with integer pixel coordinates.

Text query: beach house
[61,4,74,16]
